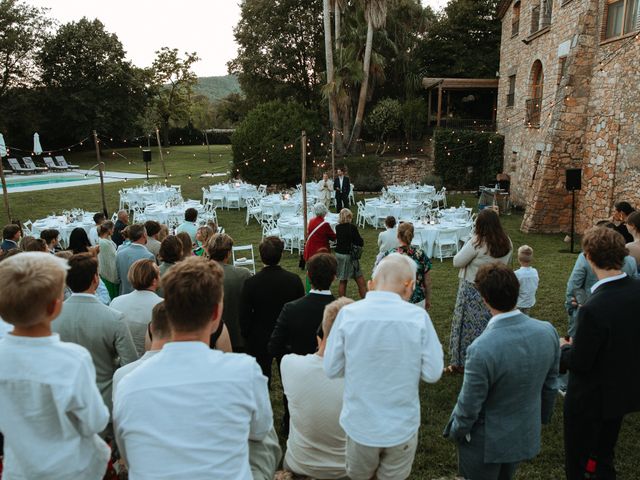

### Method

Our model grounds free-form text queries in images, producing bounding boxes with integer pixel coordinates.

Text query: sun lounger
[54,155,79,169]
[22,157,47,173]
[43,156,68,171]
[7,158,35,174]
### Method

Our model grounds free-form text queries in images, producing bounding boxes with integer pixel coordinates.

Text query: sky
[28,0,450,77]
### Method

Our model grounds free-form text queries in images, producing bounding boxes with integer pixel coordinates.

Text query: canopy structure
[422,77,499,128]
[33,133,43,155]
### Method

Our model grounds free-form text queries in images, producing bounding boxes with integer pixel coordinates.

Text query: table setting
[30,209,97,247]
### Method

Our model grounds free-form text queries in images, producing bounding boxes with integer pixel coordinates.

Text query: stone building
[496,0,640,233]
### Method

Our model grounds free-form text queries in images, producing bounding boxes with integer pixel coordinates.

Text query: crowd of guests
[0,195,638,480]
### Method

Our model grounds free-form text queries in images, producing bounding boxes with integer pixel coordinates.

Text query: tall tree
[149,47,199,146]
[228,0,324,107]
[323,0,342,151]
[39,18,149,145]
[416,0,501,78]
[347,0,388,151]
[0,0,48,102]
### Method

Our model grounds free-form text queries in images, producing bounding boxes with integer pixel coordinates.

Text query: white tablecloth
[204,183,258,207]
[414,221,473,258]
[386,185,436,203]
[439,207,472,222]
[122,186,181,208]
[142,201,204,225]
[362,199,422,227]
[277,214,339,241]
[31,215,96,248]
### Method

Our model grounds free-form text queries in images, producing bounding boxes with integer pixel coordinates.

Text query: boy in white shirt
[324,253,443,480]
[0,253,110,479]
[514,245,539,315]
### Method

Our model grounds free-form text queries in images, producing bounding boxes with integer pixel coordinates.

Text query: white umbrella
[33,132,43,155]
[0,133,6,157]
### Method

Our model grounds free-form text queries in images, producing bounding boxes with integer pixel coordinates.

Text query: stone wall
[497,0,640,233]
[378,157,431,185]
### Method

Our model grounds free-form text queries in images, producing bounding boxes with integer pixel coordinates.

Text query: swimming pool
[5,175,89,188]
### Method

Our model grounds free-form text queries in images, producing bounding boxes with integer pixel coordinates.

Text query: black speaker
[566,168,581,191]
[142,150,152,163]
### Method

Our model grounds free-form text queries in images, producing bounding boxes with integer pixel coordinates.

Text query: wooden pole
[437,84,443,127]
[155,127,168,178]
[0,156,12,223]
[331,128,336,178]
[302,131,308,241]
[92,131,108,217]
[204,130,212,163]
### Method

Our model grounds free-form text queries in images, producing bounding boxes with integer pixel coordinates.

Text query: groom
[333,168,350,211]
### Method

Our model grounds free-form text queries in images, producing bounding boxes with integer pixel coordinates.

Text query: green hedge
[434,129,504,190]
[342,156,385,192]
[231,101,320,185]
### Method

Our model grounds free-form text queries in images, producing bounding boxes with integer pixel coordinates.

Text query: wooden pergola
[422,77,500,127]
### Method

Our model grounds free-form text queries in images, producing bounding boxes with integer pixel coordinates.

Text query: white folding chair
[232,244,256,274]
[348,184,355,205]
[434,228,460,262]
[226,191,241,210]
[22,220,33,236]
[257,184,267,197]
[245,197,263,225]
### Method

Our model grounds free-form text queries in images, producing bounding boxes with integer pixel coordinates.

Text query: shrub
[231,101,321,185]
[340,156,385,192]
[422,173,443,190]
[434,129,504,190]
[366,99,402,148]
[402,97,428,141]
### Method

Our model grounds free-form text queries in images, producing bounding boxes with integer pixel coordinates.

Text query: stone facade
[378,157,431,186]
[497,0,640,233]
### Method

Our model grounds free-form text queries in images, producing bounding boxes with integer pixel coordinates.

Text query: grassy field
[2,146,638,479]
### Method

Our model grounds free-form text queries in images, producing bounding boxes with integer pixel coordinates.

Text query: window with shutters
[507,75,516,107]
[603,0,639,39]
[526,61,544,127]
[512,1,521,36]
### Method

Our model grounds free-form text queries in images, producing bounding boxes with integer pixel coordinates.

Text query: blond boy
[0,253,110,479]
[514,245,539,315]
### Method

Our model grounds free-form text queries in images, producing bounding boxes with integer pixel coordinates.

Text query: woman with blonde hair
[194,225,214,256]
[335,208,366,298]
[380,221,432,309]
[448,209,512,373]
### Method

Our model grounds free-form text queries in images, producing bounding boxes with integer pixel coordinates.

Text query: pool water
[5,175,89,188]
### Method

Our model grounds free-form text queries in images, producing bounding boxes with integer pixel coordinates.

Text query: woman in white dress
[317,172,332,209]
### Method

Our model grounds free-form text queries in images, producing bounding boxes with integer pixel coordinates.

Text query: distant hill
[193,75,242,103]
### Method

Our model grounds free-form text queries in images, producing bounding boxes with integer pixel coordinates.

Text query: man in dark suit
[333,168,350,211]
[561,227,640,479]
[269,252,337,357]
[111,210,129,247]
[1,224,21,253]
[239,236,304,384]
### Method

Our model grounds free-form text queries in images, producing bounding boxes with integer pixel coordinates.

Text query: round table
[31,215,96,248]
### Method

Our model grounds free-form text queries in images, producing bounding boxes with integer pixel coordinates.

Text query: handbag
[299,220,328,270]
[349,225,363,261]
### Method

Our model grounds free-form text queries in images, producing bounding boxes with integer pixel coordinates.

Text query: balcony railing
[526,98,542,127]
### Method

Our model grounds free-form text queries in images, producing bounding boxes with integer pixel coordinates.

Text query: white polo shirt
[114,342,273,480]
[324,290,444,447]
[0,334,110,479]
[514,266,539,309]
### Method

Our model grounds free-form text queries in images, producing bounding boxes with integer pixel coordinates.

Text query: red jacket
[303,216,336,260]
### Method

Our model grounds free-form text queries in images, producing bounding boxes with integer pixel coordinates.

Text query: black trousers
[252,352,290,434]
[564,403,624,480]
[336,193,349,211]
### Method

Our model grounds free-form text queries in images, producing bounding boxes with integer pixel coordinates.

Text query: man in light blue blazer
[116,223,155,295]
[443,263,559,480]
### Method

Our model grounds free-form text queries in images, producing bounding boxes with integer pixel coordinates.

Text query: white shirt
[0,334,110,479]
[514,266,539,308]
[110,290,163,356]
[324,291,443,447]
[590,272,627,293]
[309,289,332,295]
[377,228,400,253]
[112,350,159,401]
[89,225,100,246]
[114,342,273,480]
[0,317,13,338]
[281,354,346,479]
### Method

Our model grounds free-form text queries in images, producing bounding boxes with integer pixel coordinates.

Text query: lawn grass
[2,146,638,478]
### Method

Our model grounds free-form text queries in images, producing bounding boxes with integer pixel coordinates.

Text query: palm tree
[323,0,346,154]
[347,0,388,152]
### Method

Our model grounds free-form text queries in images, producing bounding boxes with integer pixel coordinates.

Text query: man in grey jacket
[116,223,155,295]
[444,262,559,480]
[53,253,138,414]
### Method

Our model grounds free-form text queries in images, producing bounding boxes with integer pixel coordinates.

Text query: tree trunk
[334,1,342,52]
[323,0,344,155]
[347,18,373,153]
[162,119,170,147]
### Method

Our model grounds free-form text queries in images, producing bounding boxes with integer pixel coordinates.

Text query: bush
[422,173,443,190]
[434,129,504,190]
[402,97,428,141]
[231,101,321,185]
[366,98,402,146]
[340,156,385,192]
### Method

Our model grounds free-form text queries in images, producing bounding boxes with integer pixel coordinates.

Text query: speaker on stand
[566,168,582,253]
[142,150,152,181]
